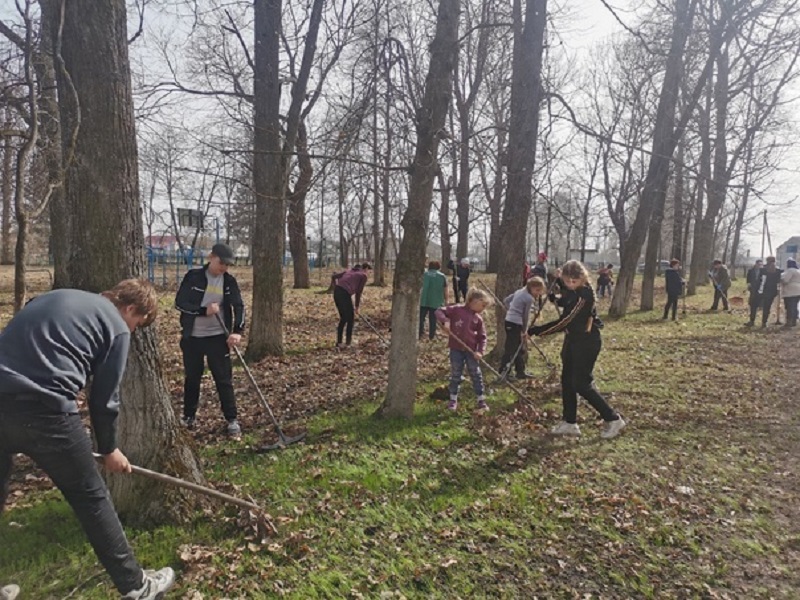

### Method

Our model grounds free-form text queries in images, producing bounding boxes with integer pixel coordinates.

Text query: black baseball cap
[211,243,236,265]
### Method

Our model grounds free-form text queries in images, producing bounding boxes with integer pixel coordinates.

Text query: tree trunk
[455,110,470,261]
[376,0,460,419]
[670,140,685,262]
[57,0,204,524]
[728,140,753,273]
[40,0,69,288]
[609,0,696,317]
[436,170,452,266]
[288,121,312,288]
[494,0,547,351]
[690,45,730,292]
[486,123,506,273]
[250,0,324,359]
[1,114,13,265]
[250,0,286,358]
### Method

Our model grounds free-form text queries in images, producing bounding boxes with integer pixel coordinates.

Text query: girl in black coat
[528,260,626,439]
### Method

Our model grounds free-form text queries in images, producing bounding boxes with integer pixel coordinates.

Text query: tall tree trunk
[493,0,547,354]
[288,121,312,288]
[436,170,452,266]
[728,139,753,274]
[609,0,697,317]
[250,0,286,358]
[670,140,685,262]
[250,0,324,359]
[376,0,460,419]
[689,45,730,292]
[455,111,470,261]
[486,123,506,273]
[57,0,204,524]
[40,0,69,288]
[1,113,13,265]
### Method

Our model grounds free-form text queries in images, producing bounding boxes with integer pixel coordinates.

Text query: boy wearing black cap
[175,243,246,436]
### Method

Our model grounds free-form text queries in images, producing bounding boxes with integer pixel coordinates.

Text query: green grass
[3,283,800,598]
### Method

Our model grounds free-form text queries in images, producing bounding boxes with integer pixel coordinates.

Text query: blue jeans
[419,307,438,339]
[0,400,144,594]
[448,349,484,398]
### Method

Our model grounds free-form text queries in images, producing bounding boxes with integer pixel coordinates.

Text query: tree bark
[689,43,730,295]
[1,112,14,265]
[670,140,685,262]
[493,0,547,349]
[609,0,697,317]
[57,0,204,524]
[249,0,324,359]
[250,0,286,358]
[39,0,69,288]
[376,0,460,419]
[287,121,312,288]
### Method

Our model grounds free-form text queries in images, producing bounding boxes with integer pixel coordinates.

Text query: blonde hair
[465,287,494,306]
[526,276,546,293]
[101,278,158,327]
[560,260,590,284]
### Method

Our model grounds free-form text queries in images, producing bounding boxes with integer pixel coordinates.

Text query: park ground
[1,265,799,599]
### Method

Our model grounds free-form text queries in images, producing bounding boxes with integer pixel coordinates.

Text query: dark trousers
[334,286,355,345]
[500,321,527,376]
[761,293,777,325]
[784,296,799,326]
[748,292,763,324]
[0,405,144,594]
[711,288,729,310]
[452,278,468,303]
[419,306,438,339]
[597,282,610,298]
[181,334,237,420]
[560,333,617,423]
[663,294,679,320]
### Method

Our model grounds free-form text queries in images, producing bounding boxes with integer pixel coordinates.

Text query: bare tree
[493,0,548,348]
[376,0,460,418]
[55,0,204,523]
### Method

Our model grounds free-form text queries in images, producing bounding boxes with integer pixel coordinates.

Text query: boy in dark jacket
[709,260,731,311]
[175,243,245,436]
[745,259,764,326]
[663,259,684,320]
[757,256,783,327]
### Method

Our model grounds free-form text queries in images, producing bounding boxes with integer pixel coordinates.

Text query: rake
[93,453,277,537]
[215,314,306,451]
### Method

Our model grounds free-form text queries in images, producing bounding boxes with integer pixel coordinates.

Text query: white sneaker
[226,419,242,437]
[601,417,627,439]
[551,421,581,436]
[1,585,20,600]
[122,567,175,599]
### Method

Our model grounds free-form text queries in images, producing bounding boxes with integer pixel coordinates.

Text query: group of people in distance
[658,255,800,328]
[417,257,627,440]
[745,256,800,328]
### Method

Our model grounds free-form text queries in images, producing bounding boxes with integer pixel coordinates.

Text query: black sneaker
[515,372,534,379]
[182,416,196,430]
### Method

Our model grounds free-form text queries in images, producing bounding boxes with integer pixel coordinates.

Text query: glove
[547,292,557,304]
[528,325,545,337]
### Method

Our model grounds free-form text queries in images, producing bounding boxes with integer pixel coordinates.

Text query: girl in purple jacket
[436,288,493,411]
